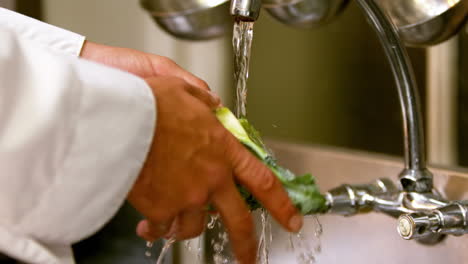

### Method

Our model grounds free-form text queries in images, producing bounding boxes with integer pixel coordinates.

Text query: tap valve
[398,201,468,240]
[397,213,441,239]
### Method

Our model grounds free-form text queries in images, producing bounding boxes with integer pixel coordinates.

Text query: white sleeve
[0,23,156,264]
[0,7,85,56]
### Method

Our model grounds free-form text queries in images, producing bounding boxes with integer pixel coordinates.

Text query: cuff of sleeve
[0,7,86,56]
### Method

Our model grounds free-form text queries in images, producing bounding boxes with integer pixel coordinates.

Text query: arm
[0,8,303,264]
[0,25,155,264]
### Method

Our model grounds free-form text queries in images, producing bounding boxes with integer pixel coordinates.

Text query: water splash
[145,241,154,258]
[211,220,232,264]
[313,216,323,254]
[233,20,254,118]
[257,209,272,264]
[286,216,323,263]
[156,237,176,264]
[184,240,192,252]
[197,235,203,260]
[207,214,220,229]
[183,235,204,263]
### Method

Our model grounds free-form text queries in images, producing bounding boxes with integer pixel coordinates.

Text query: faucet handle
[397,213,440,240]
[398,201,468,242]
[397,213,446,244]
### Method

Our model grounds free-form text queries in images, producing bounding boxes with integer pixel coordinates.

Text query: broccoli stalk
[215,107,327,215]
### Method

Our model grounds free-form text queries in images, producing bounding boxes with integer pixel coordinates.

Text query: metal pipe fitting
[325,178,398,216]
[325,177,448,244]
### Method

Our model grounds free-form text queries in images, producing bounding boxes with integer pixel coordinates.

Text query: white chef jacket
[0,8,156,264]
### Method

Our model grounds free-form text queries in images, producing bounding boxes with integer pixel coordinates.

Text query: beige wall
[0,0,15,9]
[246,2,426,156]
[42,0,233,103]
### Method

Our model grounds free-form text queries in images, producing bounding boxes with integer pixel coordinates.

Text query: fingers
[136,219,174,241]
[185,85,221,110]
[212,180,257,264]
[153,56,210,91]
[169,66,209,91]
[181,74,210,92]
[137,209,207,241]
[227,137,303,233]
[174,209,207,240]
[146,75,220,110]
[168,64,209,91]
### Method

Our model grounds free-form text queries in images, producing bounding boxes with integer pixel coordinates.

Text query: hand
[80,41,208,90]
[127,76,304,264]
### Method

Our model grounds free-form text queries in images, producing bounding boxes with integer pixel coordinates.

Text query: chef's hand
[127,76,303,264]
[80,41,208,90]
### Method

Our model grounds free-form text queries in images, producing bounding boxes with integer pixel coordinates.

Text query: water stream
[147,19,323,264]
[156,238,176,264]
[231,19,323,264]
[233,21,254,118]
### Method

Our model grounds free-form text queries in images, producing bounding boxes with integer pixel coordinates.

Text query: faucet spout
[230,0,262,21]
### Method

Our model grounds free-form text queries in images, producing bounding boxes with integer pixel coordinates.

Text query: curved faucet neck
[355,0,432,192]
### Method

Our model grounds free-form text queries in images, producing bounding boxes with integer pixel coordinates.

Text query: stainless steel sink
[265,141,468,264]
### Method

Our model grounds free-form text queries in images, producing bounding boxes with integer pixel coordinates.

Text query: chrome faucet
[140,0,262,40]
[140,0,468,244]
[140,0,348,39]
[230,0,262,21]
[321,0,468,244]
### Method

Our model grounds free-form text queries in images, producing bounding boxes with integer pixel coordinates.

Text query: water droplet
[145,241,154,260]
[197,236,203,261]
[207,214,219,229]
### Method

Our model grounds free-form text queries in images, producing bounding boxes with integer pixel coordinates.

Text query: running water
[233,20,254,118]
[156,237,176,264]
[209,217,231,264]
[232,19,323,264]
[257,210,272,264]
[286,216,323,263]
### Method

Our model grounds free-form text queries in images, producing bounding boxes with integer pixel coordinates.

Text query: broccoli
[215,107,327,215]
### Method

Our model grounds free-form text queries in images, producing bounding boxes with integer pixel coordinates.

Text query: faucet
[140,0,468,244]
[140,0,347,39]
[230,0,262,21]
[322,0,468,244]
